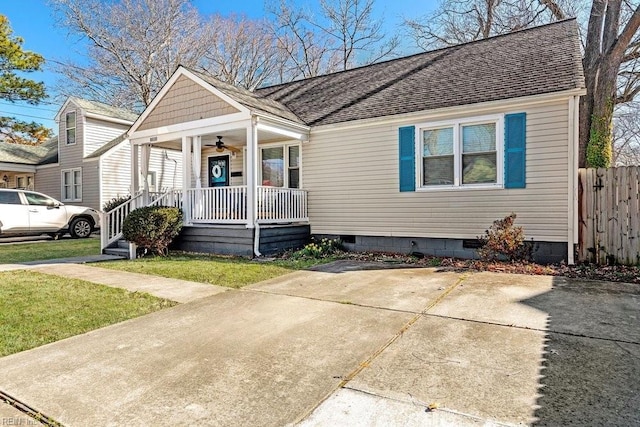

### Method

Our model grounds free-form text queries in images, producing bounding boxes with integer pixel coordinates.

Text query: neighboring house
[0,97,182,211]
[0,138,58,190]
[109,19,585,263]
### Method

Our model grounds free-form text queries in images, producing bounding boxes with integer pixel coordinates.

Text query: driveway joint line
[423,313,640,345]
[292,274,467,424]
[0,389,64,427]
[341,385,515,427]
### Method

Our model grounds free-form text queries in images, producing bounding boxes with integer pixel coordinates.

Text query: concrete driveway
[0,261,638,426]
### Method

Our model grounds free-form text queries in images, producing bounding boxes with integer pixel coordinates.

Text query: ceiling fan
[213,136,240,153]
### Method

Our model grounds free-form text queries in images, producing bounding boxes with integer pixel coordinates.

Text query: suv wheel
[69,217,92,238]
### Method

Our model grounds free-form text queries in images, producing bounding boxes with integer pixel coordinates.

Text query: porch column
[141,144,151,205]
[245,119,258,228]
[192,136,202,219]
[181,135,192,225]
[131,144,139,203]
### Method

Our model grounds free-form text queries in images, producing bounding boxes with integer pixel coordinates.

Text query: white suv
[0,189,101,239]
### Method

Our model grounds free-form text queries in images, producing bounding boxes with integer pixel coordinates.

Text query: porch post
[131,143,139,202]
[245,119,257,228]
[181,136,192,225]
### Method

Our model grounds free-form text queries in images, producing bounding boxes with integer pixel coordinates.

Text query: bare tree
[268,0,399,81]
[613,102,640,165]
[269,0,339,80]
[200,15,282,90]
[317,0,400,70]
[50,0,208,110]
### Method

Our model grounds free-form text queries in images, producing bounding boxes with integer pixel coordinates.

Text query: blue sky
[2,0,436,132]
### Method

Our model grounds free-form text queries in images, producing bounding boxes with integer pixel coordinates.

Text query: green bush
[292,237,342,259]
[122,206,183,256]
[103,195,131,212]
[477,213,531,262]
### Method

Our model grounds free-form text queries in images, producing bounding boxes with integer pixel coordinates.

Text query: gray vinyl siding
[83,117,129,157]
[81,160,100,209]
[58,104,84,173]
[303,100,570,242]
[33,166,60,199]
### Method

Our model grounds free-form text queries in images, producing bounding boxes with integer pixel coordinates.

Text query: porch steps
[102,239,130,259]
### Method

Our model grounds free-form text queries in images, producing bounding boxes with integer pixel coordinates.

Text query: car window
[24,192,56,206]
[0,191,22,205]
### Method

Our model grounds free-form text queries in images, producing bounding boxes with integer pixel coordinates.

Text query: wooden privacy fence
[578,167,640,265]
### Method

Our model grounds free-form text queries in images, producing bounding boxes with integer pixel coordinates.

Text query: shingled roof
[68,97,139,123]
[256,19,585,127]
[0,137,58,166]
[188,69,303,124]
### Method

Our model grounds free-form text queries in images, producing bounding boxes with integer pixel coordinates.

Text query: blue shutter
[399,126,416,192]
[504,113,526,188]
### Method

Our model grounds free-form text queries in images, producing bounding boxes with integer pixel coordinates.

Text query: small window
[16,176,25,189]
[147,171,157,192]
[66,111,76,145]
[419,116,502,189]
[261,147,284,187]
[288,145,300,189]
[260,143,302,188]
[0,191,22,205]
[62,168,82,201]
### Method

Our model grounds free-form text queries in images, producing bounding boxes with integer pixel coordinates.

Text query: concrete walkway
[0,261,638,426]
[0,257,225,303]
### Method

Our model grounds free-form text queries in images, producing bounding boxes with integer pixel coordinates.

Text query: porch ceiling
[146,127,297,151]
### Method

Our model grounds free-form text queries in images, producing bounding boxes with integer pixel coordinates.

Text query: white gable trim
[54,97,77,122]
[128,66,250,136]
[84,112,134,126]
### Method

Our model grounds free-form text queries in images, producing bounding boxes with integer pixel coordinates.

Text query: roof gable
[55,97,138,123]
[257,19,585,127]
[136,74,242,132]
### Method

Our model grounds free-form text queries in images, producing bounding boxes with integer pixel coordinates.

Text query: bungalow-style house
[0,97,182,212]
[106,19,585,263]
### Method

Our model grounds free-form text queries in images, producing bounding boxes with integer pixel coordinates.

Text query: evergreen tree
[0,14,51,144]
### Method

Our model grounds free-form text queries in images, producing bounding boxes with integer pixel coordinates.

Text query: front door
[208,156,229,187]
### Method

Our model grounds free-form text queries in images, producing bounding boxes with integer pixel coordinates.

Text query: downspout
[567,95,580,265]
[254,222,262,257]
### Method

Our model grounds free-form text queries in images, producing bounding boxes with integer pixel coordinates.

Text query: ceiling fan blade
[224,144,241,153]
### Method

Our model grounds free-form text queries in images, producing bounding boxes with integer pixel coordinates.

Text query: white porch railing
[188,186,247,224]
[101,186,309,250]
[257,186,308,223]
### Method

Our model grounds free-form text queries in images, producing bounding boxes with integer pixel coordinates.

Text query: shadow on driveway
[523,277,640,426]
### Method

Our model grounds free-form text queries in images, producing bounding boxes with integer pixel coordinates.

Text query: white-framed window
[146,171,157,192]
[417,115,503,189]
[260,142,301,188]
[65,111,76,145]
[62,168,82,201]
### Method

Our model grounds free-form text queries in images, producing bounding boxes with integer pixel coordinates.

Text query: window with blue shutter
[399,126,415,192]
[504,113,526,188]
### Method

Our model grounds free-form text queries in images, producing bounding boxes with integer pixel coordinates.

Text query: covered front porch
[102,67,313,257]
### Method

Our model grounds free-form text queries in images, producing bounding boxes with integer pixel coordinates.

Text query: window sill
[415,184,504,192]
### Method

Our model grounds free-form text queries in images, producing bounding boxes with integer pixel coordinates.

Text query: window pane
[289,168,299,189]
[423,127,453,156]
[261,147,284,187]
[462,123,496,153]
[463,153,497,184]
[66,112,75,129]
[288,146,300,167]
[423,156,454,185]
[66,128,76,144]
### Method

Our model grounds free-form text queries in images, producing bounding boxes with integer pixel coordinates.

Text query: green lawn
[99,252,323,288]
[0,270,176,357]
[0,238,100,264]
